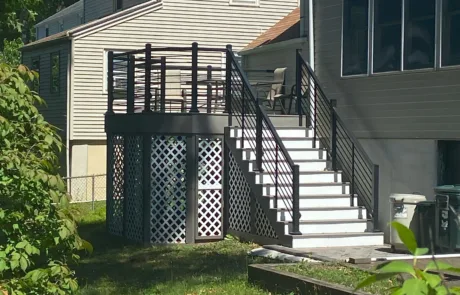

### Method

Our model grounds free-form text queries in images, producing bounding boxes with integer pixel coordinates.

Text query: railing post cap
[192,42,198,47]
[226,44,233,49]
[146,43,152,49]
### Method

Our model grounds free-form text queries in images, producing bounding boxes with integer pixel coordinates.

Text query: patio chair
[163,70,186,113]
[253,67,290,114]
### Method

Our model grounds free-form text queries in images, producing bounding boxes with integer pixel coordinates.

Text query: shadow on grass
[75,220,265,294]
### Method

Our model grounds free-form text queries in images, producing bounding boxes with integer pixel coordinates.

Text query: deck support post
[225,44,232,126]
[190,42,199,113]
[144,44,152,113]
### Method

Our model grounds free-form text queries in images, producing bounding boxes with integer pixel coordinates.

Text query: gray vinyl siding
[84,0,114,22]
[22,41,70,173]
[124,0,149,9]
[72,0,299,140]
[314,0,460,139]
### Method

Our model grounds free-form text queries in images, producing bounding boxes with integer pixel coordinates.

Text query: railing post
[91,175,95,211]
[274,145,279,209]
[127,54,135,114]
[312,84,317,148]
[144,44,152,113]
[330,99,337,171]
[296,50,302,126]
[255,97,263,172]
[225,44,233,126]
[240,83,245,149]
[373,164,380,232]
[160,56,166,112]
[190,42,199,113]
[290,165,301,235]
[107,51,114,114]
[206,65,212,113]
[351,143,355,207]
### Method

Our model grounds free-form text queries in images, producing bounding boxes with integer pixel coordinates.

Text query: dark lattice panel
[228,152,251,233]
[108,135,124,237]
[197,138,223,238]
[255,199,278,239]
[124,136,144,242]
[150,136,187,244]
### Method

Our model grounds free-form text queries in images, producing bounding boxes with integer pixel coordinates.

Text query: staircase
[224,49,384,249]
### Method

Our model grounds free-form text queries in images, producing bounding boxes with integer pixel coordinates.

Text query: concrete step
[237,138,321,149]
[231,127,314,138]
[256,171,342,185]
[289,232,384,248]
[284,219,369,234]
[277,206,366,221]
[241,148,327,161]
[263,183,350,196]
[248,160,328,172]
[266,195,358,209]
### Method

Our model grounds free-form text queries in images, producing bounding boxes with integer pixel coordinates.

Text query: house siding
[124,0,149,9]
[72,0,299,140]
[314,0,460,140]
[84,0,114,22]
[22,41,70,174]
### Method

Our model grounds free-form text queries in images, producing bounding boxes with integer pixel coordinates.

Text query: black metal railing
[295,50,380,231]
[226,46,301,235]
[107,43,228,114]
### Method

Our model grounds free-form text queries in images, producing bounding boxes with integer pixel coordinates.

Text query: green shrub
[0,39,23,67]
[0,63,91,295]
[356,222,460,295]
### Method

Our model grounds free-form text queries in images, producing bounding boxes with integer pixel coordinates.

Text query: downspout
[309,0,315,70]
[66,32,72,178]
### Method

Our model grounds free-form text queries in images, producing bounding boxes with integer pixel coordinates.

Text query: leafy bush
[356,221,460,295]
[0,39,23,67]
[0,63,91,294]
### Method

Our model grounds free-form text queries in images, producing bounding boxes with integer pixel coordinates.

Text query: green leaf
[355,273,396,291]
[419,272,442,289]
[10,259,19,270]
[377,261,416,277]
[44,135,53,145]
[401,278,428,295]
[80,239,93,254]
[19,256,28,272]
[414,248,429,256]
[391,221,418,254]
[16,241,27,249]
[0,259,7,271]
[69,279,78,292]
[425,261,460,273]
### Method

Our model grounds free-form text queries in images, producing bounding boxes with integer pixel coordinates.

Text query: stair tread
[241,147,326,152]
[231,126,312,130]
[290,232,383,238]
[265,194,358,199]
[250,159,329,163]
[241,137,315,141]
[276,206,364,211]
[264,182,350,186]
[258,171,341,175]
[284,219,370,224]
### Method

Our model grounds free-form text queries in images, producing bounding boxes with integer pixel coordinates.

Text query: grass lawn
[278,263,399,294]
[71,202,272,295]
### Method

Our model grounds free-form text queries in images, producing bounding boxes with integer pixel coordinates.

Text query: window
[59,21,64,32]
[115,0,123,11]
[442,0,460,66]
[373,0,402,73]
[51,53,60,94]
[342,0,369,76]
[404,0,436,70]
[31,57,40,93]
[45,27,49,37]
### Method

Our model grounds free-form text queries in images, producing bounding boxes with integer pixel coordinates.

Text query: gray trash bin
[435,185,460,253]
[390,193,427,252]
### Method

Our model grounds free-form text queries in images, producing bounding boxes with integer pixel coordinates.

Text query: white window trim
[229,0,260,7]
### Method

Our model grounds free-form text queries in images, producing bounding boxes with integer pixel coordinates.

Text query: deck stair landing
[225,126,384,249]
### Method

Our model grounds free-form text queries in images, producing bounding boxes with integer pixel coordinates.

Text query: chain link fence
[64,175,106,208]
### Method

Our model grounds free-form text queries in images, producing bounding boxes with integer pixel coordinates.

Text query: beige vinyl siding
[22,41,70,174]
[314,0,460,139]
[71,0,298,140]
[84,0,114,22]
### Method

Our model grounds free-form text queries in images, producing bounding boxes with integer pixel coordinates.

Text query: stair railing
[225,45,301,235]
[295,50,380,231]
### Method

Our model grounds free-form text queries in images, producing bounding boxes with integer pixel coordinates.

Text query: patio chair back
[165,70,183,100]
[267,67,287,101]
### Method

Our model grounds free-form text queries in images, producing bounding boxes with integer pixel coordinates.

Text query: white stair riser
[242,150,325,161]
[263,185,350,196]
[248,161,327,172]
[232,128,314,138]
[286,222,368,234]
[272,197,358,208]
[277,208,366,221]
[256,173,341,185]
[291,235,384,248]
[237,140,320,149]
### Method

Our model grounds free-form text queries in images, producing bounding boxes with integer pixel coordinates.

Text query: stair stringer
[224,128,291,246]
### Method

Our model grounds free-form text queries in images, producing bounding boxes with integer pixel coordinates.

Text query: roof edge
[240,37,308,56]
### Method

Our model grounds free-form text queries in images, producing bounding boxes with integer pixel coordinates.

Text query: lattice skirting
[228,152,278,240]
[107,135,124,237]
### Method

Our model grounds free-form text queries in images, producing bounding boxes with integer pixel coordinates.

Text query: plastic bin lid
[390,193,426,203]
[435,185,460,193]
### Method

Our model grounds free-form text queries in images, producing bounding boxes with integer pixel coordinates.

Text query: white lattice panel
[255,199,278,239]
[197,138,223,238]
[150,136,187,244]
[228,152,251,233]
[108,135,124,237]
[125,136,144,242]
